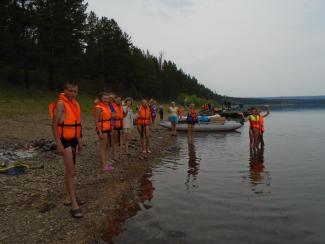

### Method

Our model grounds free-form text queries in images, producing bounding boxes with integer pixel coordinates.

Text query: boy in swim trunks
[52,83,83,218]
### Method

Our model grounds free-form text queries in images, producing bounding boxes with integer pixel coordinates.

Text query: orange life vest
[49,93,82,140]
[177,107,183,117]
[249,114,261,131]
[260,115,265,133]
[187,109,198,123]
[137,105,151,126]
[95,102,112,132]
[112,103,124,129]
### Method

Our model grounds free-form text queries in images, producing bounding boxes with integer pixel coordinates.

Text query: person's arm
[95,107,105,139]
[238,112,249,121]
[262,106,270,117]
[52,101,65,155]
[183,98,189,111]
[78,109,83,152]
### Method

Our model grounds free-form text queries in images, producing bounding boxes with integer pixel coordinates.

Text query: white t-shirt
[169,106,178,116]
[123,106,134,129]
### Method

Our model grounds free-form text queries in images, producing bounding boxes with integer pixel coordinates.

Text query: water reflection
[101,171,155,244]
[249,148,271,194]
[185,136,200,189]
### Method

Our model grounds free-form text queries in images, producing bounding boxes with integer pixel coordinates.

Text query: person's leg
[260,133,265,148]
[138,125,145,152]
[145,125,150,153]
[63,147,80,214]
[249,129,254,148]
[113,130,120,161]
[172,122,176,135]
[124,130,130,154]
[253,129,260,150]
[99,135,108,170]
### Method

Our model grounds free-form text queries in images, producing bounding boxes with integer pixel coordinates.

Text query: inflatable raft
[159,120,242,132]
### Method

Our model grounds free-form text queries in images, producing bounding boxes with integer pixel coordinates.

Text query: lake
[102,108,325,244]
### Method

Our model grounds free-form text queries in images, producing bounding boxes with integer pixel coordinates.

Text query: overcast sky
[88,0,325,97]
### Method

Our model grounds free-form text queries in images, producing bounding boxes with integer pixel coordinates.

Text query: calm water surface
[103,109,325,244]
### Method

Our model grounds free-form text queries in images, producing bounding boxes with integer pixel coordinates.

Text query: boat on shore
[159,120,243,132]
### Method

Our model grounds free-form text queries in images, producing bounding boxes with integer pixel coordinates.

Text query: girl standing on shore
[94,92,113,172]
[136,99,151,158]
[150,99,158,130]
[159,105,164,120]
[123,97,134,155]
[168,102,178,136]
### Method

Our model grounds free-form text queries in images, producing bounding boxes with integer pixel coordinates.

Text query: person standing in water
[94,92,113,172]
[51,83,83,218]
[248,107,262,151]
[258,106,270,148]
[184,98,199,136]
[123,97,134,155]
[136,99,151,158]
[168,102,178,136]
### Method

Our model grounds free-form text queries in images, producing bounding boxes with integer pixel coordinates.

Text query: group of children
[51,83,161,218]
[93,93,163,170]
[50,83,269,218]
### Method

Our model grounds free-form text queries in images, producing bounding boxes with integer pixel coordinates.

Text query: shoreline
[0,113,175,243]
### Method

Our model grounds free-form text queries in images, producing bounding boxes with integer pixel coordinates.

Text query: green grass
[0,83,216,118]
[0,84,95,117]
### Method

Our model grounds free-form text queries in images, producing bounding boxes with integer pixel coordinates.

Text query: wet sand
[0,114,175,243]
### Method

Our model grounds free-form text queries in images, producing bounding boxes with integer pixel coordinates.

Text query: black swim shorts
[60,138,78,149]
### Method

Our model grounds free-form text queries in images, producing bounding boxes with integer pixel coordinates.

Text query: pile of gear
[0,139,56,176]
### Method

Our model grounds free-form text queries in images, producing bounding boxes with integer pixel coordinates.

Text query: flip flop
[70,208,82,218]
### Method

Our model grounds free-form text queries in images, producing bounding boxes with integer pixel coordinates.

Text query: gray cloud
[88,0,325,97]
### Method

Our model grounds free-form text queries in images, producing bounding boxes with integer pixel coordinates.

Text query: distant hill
[261,96,325,101]
[226,95,325,106]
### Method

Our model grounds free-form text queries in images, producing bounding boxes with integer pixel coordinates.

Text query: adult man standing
[51,83,83,218]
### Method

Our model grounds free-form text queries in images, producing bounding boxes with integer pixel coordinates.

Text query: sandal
[103,163,114,172]
[70,208,82,218]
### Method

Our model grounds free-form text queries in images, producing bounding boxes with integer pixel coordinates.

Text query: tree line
[0,0,222,101]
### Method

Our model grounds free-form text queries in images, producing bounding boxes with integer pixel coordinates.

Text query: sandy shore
[0,113,175,243]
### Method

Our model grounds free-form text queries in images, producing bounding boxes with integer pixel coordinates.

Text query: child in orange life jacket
[94,92,113,172]
[111,96,124,161]
[185,100,199,136]
[105,93,117,160]
[50,83,83,218]
[136,99,151,158]
[248,107,262,150]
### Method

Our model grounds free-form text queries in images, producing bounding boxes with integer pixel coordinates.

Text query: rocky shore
[0,114,176,243]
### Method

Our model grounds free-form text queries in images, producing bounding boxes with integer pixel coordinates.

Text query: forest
[0,0,223,102]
